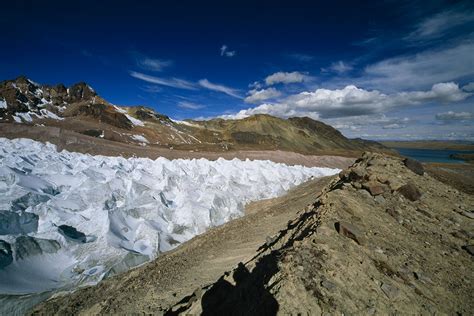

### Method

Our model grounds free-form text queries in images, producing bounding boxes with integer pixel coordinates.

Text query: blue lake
[393,148,474,164]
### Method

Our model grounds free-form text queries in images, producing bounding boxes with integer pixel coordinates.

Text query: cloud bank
[223,82,471,119]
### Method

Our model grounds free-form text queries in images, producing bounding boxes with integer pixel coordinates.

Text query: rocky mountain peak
[68,82,96,102]
[0,77,101,122]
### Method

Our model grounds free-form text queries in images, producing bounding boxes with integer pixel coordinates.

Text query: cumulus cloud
[220,45,236,57]
[463,82,474,92]
[198,79,241,98]
[265,71,309,85]
[322,61,353,74]
[130,71,197,90]
[248,81,262,89]
[436,111,474,121]
[177,101,206,110]
[362,42,474,90]
[221,82,471,119]
[244,88,282,104]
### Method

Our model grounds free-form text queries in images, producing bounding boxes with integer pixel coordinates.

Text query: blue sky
[2,0,474,140]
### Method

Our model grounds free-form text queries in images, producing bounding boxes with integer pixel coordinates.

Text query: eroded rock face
[0,240,13,268]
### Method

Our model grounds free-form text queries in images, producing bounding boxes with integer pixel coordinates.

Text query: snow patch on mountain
[0,138,339,294]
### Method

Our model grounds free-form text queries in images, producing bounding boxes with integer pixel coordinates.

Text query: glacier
[0,137,339,295]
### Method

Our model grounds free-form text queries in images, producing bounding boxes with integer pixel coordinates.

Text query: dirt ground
[425,162,474,195]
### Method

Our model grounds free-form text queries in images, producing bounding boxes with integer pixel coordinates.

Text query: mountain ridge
[0,76,389,156]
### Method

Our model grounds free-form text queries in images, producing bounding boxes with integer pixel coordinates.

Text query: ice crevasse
[0,137,339,294]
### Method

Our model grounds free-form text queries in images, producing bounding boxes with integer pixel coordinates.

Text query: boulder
[335,221,365,245]
[462,245,474,256]
[0,240,13,268]
[363,181,386,196]
[461,211,474,219]
[398,182,422,201]
[404,158,424,175]
[381,282,399,300]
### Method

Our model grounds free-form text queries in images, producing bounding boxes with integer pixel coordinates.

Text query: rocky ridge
[166,153,474,315]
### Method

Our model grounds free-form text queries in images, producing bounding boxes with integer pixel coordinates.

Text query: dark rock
[404,158,424,175]
[68,82,96,102]
[335,221,365,245]
[321,279,336,291]
[398,182,422,201]
[349,167,367,181]
[82,129,103,138]
[0,210,39,235]
[462,245,474,256]
[380,282,399,299]
[362,181,386,196]
[415,206,432,218]
[374,195,386,204]
[386,208,402,222]
[0,240,13,268]
[15,236,61,260]
[58,224,87,243]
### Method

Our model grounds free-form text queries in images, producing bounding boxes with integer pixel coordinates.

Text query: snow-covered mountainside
[0,138,339,295]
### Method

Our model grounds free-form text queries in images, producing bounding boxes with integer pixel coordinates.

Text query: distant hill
[0,76,389,156]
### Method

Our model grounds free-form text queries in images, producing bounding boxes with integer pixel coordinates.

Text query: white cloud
[463,82,474,92]
[137,57,172,72]
[322,61,353,74]
[406,10,474,41]
[220,82,471,119]
[383,123,404,129]
[177,101,206,110]
[140,85,162,93]
[362,42,474,90]
[265,71,309,85]
[130,71,197,90]
[248,81,262,89]
[286,53,314,62]
[220,45,236,57]
[436,111,474,121]
[244,88,282,104]
[198,79,241,98]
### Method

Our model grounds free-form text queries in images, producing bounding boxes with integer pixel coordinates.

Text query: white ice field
[0,138,339,295]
